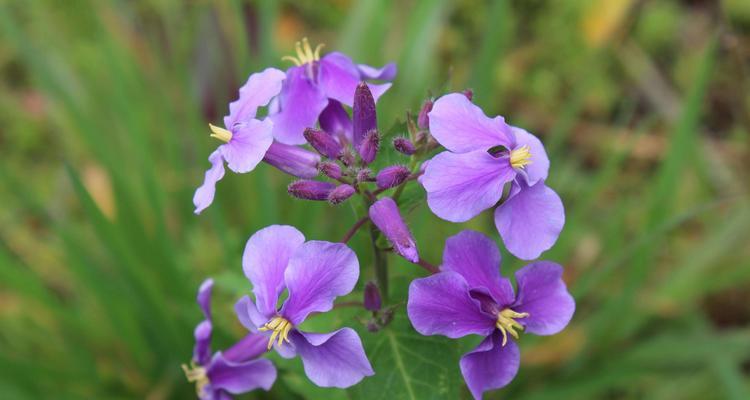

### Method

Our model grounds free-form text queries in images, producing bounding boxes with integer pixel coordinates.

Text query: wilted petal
[511,126,549,185]
[263,142,320,179]
[494,181,564,260]
[357,62,397,81]
[318,52,391,106]
[459,331,520,400]
[422,150,514,222]
[225,67,286,128]
[194,320,212,366]
[441,231,515,306]
[219,119,274,173]
[428,93,514,153]
[193,150,226,214]
[207,353,277,394]
[318,99,353,143]
[290,328,374,388]
[369,197,419,263]
[407,271,496,338]
[271,66,328,145]
[281,241,359,325]
[243,225,306,317]
[512,261,575,335]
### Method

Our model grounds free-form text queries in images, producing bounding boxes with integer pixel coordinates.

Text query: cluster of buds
[288,82,421,206]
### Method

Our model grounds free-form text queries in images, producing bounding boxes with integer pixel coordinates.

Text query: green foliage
[1,0,749,399]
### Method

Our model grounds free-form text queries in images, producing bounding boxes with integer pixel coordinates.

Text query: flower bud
[339,151,356,167]
[369,197,419,263]
[417,99,433,130]
[357,168,373,182]
[318,161,342,180]
[263,142,320,178]
[376,165,410,190]
[328,184,356,205]
[463,89,473,101]
[364,281,382,311]
[392,137,416,155]
[353,82,377,147]
[287,180,336,201]
[304,128,342,159]
[357,129,380,165]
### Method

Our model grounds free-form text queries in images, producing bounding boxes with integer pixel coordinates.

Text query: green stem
[369,223,389,303]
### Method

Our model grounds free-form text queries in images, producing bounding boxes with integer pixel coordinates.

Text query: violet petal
[289,328,374,388]
[459,331,520,400]
[242,225,306,317]
[281,241,359,325]
[270,66,328,145]
[428,93,514,153]
[193,150,226,215]
[512,261,575,335]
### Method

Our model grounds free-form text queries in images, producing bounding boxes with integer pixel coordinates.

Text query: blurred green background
[1,0,749,399]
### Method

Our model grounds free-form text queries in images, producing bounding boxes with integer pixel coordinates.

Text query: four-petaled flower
[234,225,374,388]
[183,279,277,400]
[407,230,575,399]
[271,38,396,145]
[421,93,565,260]
[193,67,321,214]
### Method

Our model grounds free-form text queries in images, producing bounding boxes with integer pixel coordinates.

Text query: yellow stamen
[281,38,325,66]
[258,316,293,350]
[509,145,532,169]
[209,123,232,143]
[181,362,209,396]
[495,308,529,347]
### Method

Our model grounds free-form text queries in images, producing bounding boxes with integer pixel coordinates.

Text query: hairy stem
[341,216,370,243]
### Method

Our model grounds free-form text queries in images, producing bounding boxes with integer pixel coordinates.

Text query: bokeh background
[2,0,749,399]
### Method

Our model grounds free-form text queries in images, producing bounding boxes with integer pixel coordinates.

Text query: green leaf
[350,312,463,400]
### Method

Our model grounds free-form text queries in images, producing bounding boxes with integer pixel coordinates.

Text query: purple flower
[193,68,321,214]
[234,225,374,388]
[270,38,396,145]
[407,231,575,399]
[369,197,419,263]
[328,184,356,205]
[183,279,277,400]
[421,93,564,259]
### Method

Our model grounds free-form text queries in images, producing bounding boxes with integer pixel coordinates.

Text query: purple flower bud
[417,99,433,130]
[328,184,356,205]
[368,197,419,263]
[318,161,342,180]
[357,129,380,165]
[288,180,336,201]
[364,281,382,311]
[392,137,416,155]
[376,165,410,190]
[357,168,373,182]
[463,89,473,101]
[353,82,377,147]
[339,151,356,167]
[263,142,320,178]
[304,128,343,159]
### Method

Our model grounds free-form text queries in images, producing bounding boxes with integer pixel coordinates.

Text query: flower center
[209,123,232,143]
[509,145,532,169]
[282,37,325,66]
[258,316,293,350]
[181,361,209,396]
[496,308,530,346]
